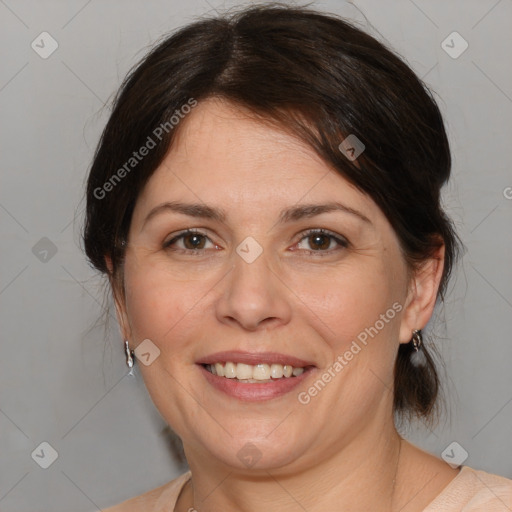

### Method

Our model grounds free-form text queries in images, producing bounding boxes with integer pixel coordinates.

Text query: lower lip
[198,364,314,401]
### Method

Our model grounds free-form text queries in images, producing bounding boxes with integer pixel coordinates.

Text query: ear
[105,255,132,341]
[398,243,445,344]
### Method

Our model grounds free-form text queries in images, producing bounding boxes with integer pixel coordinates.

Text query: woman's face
[115,98,426,472]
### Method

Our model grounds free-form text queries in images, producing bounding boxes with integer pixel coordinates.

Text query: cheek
[123,258,202,347]
[289,260,401,353]
[289,263,404,420]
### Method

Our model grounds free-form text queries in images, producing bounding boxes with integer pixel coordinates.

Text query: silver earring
[410,329,426,367]
[411,329,422,351]
[125,340,135,368]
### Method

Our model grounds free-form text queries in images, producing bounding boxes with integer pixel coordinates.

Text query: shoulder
[103,471,192,512]
[424,466,512,511]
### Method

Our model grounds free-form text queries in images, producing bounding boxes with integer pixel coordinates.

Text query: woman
[82,5,512,511]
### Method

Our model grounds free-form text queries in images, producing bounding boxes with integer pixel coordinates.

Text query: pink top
[104,466,512,511]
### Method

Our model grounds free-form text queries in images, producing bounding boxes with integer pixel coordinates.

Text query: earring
[410,329,426,367]
[125,340,135,368]
[411,329,422,351]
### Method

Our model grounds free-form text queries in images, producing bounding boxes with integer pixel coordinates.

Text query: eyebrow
[141,200,372,230]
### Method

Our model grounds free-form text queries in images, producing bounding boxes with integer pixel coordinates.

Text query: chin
[195,429,308,472]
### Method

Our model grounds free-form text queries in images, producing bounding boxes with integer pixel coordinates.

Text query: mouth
[202,361,311,382]
[196,351,317,401]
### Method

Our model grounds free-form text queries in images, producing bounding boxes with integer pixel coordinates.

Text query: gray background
[1,0,511,510]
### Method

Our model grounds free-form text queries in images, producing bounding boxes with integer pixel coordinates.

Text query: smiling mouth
[202,362,312,383]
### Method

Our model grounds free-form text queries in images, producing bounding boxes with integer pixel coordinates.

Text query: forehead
[170,98,326,178]
[132,98,380,224]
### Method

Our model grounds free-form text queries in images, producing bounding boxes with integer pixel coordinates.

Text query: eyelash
[162,228,349,256]
[296,228,350,255]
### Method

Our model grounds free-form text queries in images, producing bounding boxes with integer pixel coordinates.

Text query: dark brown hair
[82,4,461,424]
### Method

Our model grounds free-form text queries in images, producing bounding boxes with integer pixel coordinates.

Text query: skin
[107,98,459,511]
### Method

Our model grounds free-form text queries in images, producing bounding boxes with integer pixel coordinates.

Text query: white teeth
[205,361,306,380]
[283,365,293,378]
[270,364,283,378]
[214,362,225,377]
[236,363,253,380]
[253,364,270,380]
[224,362,237,378]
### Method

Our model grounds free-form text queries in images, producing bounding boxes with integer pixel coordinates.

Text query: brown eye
[295,229,349,255]
[182,233,207,250]
[307,233,332,250]
[163,230,216,252]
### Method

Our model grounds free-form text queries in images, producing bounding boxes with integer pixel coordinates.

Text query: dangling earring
[410,329,426,367]
[125,340,135,368]
[411,329,422,351]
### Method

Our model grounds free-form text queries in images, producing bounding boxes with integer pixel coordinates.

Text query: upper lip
[196,351,316,368]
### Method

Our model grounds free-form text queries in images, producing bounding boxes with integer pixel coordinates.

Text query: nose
[215,251,292,331]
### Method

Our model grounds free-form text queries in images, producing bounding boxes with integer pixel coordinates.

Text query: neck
[181,421,404,512]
